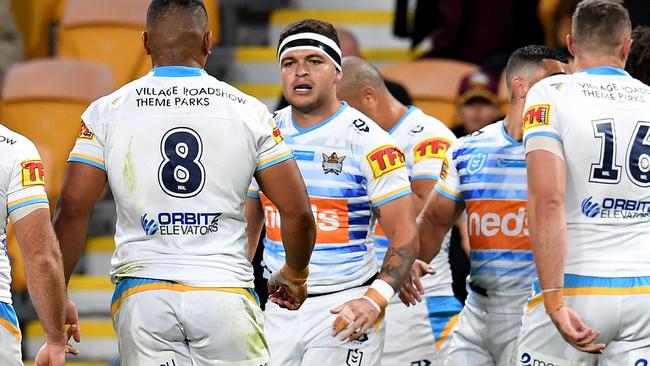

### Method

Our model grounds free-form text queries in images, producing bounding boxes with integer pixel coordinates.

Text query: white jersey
[69,66,293,287]
[0,124,49,303]
[523,67,650,277]
[373,106,456,296]
[248,103,412,294]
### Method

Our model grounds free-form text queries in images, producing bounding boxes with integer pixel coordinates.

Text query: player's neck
[504,99,524,142]
[378,100,408,133]
[573,55,625,72]
[291,98,342,130]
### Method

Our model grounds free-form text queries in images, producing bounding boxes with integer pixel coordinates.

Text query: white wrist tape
[370,279,395,303]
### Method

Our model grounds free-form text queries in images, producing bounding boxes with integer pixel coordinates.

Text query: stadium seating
[56,0,151,88]
[9,0,65,58]
[56,0,220,88]
[380,59,479,128]
[0,58,113,204]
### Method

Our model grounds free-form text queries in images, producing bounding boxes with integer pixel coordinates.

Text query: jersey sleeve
[251,104,293,172]
[7,140,49,222]
[360,131,412,207]
[68,102,107,171]
[433,142,463,202]
[522,82,565,159]
[410,131,456,182]
[247,178,260,199]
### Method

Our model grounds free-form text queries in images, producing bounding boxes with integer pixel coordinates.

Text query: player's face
[458,100,501,134]
[280,49,340,113]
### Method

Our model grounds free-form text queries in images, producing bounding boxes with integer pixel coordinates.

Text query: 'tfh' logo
[581,196,600,217]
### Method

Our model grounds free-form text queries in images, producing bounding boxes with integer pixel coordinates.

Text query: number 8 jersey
[523,67,650,277]
[69,66,293,287]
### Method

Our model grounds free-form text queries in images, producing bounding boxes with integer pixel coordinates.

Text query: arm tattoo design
[379,245,418,291]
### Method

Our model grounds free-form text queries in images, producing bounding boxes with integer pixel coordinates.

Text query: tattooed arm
[373,196,418,291]
[331,194,417,340]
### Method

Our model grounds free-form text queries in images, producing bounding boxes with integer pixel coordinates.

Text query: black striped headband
[277,32,342,71]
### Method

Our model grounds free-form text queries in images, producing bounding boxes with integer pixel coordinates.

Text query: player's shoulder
[528,73,571,97]
[404,107,456,141]
[0,123,38,151]
[343,104,389,138]
[271,105,292,128]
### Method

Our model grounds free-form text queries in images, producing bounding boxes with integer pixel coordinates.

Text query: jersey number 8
[158,127,205,198]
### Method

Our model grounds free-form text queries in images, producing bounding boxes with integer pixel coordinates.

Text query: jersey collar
[578,66,629,76]
[500,119,521,146]
[151,66,207,77]
[388,105,417,135]
[291,102,348,135]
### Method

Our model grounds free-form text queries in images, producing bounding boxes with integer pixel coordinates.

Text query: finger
[399,287,417,306]
[413,275,425,296]
[330,304,344,314]
[332,315,350,336]
[576,342,606,354]
[71,323,81,342]
[403,280,423,303]
[66,343,80,356]
[575,330,600,346]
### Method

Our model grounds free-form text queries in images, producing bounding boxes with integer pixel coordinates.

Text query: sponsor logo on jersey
[140,212,222,236]
[519,351,575,366]
[581,196,650,219]
[466,153,487,174]
[351,118,369,133]
[78,121,94,139]
[414,138,452,162]
[467,200,531,250]
[272,124,284,144]
[410,360,432,366]
[21,160,45,186]
[409,125,424,135]
[440,157,450,181]
[322,152,346,175]
[522,104,550,131]
[261,195,349,244]
[366,145,406,178]
[346,349,363,366]
[0,136,17,145]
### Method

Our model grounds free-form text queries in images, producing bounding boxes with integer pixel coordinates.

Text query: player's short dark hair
[626,26,650,85]
[277,19,340,51]
[505,45,568,90]
[572,0,631,54]
[147,0,207,28]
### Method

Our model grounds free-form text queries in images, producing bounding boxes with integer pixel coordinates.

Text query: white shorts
[445,290,527,366]
[382,295,462,366]
[112,277,270,366]
[0,302,21,366]
[514,275,650,366]
[265,285,385,366]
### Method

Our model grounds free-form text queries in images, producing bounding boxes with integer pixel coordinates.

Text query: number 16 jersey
[69,66,293,287]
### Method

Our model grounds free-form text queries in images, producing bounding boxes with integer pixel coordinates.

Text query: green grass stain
[123,139,137,195]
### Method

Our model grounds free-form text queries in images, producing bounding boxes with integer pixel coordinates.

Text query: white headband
[277,32,342,71]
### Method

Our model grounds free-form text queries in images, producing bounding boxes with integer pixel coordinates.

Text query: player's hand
[267,265,308,310]
[549,306,605,354]
[34,327,80,366]
[330,297,380,341]
[398,259,435,306]
[66,297,81,344]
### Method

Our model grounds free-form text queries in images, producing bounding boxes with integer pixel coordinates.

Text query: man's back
[524,68,650,277]
[71,66,292,287]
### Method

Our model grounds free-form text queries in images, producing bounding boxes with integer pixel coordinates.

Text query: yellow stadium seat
[9,0,63,58]
[0,58,113,206]
[56,0,220,88]
[381,59,478,129]
[56,0,151,88]
[0,58,112,291]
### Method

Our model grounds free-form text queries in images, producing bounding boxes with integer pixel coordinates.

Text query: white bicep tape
[525,135,564,160]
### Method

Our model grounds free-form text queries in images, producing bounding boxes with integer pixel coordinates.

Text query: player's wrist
[281,263,309,286]
[542,288,564,315]
[363,279,394,311]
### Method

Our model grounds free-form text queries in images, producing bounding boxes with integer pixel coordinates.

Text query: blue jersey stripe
[462,189,528,200]
[306,186,367,198]
[460,173,527,185]
[457,158,526,170]
[470,250,534,262]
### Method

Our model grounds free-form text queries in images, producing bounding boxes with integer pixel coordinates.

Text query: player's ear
[511,76,527,100]
[621,36,633,62]
[142,31,151,55]
[566,34,575,58]
[363,86,378,108]
[204,31,213,56]
[334,68,343,84]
